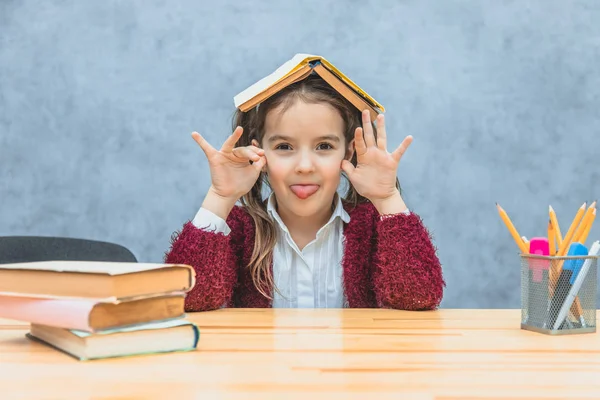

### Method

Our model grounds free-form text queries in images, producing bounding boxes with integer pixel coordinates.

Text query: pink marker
[525,237,551,328]
[529,237,550,282]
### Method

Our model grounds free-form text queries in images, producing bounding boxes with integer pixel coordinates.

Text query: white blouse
[192,193,408,308]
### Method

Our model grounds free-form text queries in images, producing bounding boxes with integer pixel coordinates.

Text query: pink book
[0,293,186,332]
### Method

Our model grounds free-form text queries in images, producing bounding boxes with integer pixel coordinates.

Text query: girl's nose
[294,151,315,173]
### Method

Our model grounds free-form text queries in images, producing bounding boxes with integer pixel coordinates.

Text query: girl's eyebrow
[316,135,341,143]
[267,135,340,143]
[267,135,292,143]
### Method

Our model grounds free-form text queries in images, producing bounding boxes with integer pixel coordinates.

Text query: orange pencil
[549,205,563,248]
[496,203,528,254]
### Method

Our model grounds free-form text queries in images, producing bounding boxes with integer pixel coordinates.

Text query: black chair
[0,236,137,264]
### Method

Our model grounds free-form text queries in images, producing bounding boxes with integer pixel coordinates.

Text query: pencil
[579,208,597,245]
[549,205,563,248]
[548,220,559,291]
[496,203,529,254]
[550,202,586,295]
[548,220,556,256]
[557,202,587,257]
[572,201,596,244]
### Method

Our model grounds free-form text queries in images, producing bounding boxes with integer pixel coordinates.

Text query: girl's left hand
[341,110,412,203]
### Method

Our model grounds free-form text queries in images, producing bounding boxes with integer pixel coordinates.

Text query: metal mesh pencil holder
[521,253,598,335]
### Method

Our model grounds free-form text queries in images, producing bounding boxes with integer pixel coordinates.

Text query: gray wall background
[2,0,599,308]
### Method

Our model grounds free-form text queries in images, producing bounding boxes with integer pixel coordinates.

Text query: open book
[233,54,385,121]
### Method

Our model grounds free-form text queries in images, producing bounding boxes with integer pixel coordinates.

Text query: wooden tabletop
[1,308,600,399]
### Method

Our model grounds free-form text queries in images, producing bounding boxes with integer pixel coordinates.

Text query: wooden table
[1,308,600,399]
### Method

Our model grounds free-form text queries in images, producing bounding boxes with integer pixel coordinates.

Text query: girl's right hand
[192,127,266,202]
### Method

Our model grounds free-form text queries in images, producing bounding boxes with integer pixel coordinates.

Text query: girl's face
[255,100,354,222]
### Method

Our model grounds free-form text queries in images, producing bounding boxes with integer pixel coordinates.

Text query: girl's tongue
[290,184,319,199]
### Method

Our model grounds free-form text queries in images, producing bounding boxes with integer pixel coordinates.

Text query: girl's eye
[317,143,333,150]
[275,144,291,150]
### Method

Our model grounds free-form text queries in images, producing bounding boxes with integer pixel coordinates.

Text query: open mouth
[289,184,320,199]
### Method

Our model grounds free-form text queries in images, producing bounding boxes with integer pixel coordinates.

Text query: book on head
[233,53,385,121]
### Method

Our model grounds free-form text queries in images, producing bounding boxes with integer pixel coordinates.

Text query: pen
[552,241,600,330]
[546,242,589,329]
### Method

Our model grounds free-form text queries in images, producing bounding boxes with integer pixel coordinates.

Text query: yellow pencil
[572,201,596,244]
[549,205,563,248]
[550,202,588,299]
[572,201,596,243]
[579,208,597,245]
[496,203,528,254]
[557,202,587,257]
[548,220,559,290]
[548,220,556,256]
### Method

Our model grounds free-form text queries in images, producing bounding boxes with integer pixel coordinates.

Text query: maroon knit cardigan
[164,201,445,312]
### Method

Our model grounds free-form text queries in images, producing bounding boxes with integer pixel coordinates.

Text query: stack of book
[0,260,198,361]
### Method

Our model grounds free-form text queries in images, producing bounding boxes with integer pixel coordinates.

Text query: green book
[27,319,199,361]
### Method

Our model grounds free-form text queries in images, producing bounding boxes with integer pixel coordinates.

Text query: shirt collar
[266,192,350,233]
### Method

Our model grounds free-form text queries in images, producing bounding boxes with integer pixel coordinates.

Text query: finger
[252,155,267,172]
[341,159,355,178]
[354,127,367,155]
[361,110,376,147]
[247,145,265,155]
[221,126,244,152]
[375,114,387,151]
[232,146,262,162]
[191,132,216,157]
[391,135,414,163]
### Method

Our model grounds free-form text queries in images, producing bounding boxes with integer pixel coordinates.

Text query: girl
[165,74,444,311]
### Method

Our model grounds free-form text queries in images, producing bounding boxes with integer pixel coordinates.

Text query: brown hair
[231,74,400,299]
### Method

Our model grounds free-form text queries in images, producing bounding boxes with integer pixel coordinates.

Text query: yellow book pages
[316,56,385,112]
[234,53,385,112]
